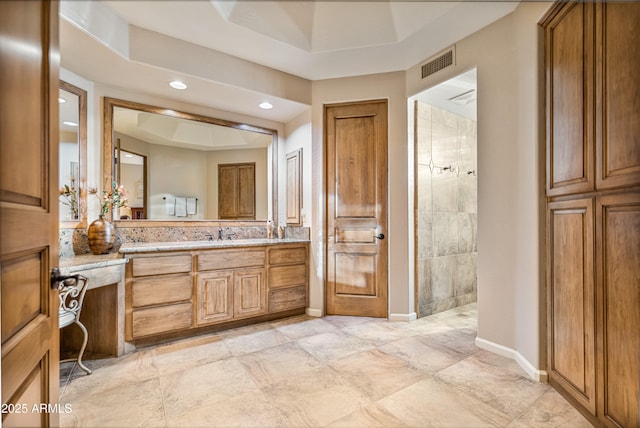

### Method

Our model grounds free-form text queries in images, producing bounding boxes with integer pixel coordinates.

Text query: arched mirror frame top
[102,97,278,225]
[60,80,88,228]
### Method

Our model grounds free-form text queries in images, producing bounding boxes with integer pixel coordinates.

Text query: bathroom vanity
[119,238,309,345]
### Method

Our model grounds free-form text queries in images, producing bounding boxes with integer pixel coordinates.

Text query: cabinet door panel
[269,265,307,289]
[269,286,306,312]
[597,193,640,427]
[132,303,192,338]
[198,249,265,271]
[546,3,595,196]
[547,198,596,414]
[269,246,307,265]
[196,272,233,325]
[596,4,640,190]
[132,273,192,307]
[234,268,266,319]
[132,254,192,277]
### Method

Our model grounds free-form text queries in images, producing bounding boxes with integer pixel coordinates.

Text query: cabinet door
[596,193,640,428]
[596,3,640,190]
[547,198,596,414]
[545,3,596,196]
[196,271,233,325]
[218,163,256,220]
[234,268,266,319]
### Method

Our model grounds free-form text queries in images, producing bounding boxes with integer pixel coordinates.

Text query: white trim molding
[475,337,548,383]
[306,308,322,318]
[388,312,417,322]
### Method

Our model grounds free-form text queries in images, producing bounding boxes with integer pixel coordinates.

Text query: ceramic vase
[87,215,115,254]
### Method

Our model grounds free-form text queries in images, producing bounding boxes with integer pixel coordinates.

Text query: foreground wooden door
[0,1,60,426]
[325,100,388,317]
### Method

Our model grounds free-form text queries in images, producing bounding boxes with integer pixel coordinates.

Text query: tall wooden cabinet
[542,3,640,427]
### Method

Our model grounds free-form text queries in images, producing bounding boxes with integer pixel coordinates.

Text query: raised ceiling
[60,1,518,122]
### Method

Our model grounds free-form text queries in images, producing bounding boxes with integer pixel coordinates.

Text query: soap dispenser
[266,220,274,239]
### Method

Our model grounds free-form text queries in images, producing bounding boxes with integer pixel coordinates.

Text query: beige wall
[310,72,410,318]
[407,2,551,372]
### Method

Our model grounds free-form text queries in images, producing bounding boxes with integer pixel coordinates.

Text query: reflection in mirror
[103,98,278,222]
[117,149,147,219]
[59,81,87,226]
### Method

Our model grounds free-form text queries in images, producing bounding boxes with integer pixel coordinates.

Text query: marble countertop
[59,253,128,274]
[119,238,310,254]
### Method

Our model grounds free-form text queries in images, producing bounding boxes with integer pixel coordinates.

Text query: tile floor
[60,304,592,427]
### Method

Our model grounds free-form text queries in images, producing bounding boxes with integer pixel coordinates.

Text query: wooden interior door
[0,1,60,426]
[325,100,388,317]
[218,163,256,219]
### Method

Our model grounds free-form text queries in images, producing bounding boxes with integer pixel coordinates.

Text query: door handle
[50,268,81,290]
[375,233,385,240]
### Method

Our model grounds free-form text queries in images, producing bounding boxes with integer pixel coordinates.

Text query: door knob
[375,233,385,240]
[50,268,81,290]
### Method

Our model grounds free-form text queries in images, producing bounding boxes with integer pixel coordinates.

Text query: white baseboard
[306,308,322,318]
[475,337,548,383]
[388,312,417,322]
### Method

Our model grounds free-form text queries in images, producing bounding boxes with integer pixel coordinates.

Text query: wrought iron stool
[58,274,92,375]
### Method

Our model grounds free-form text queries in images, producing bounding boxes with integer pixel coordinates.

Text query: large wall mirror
[59,80,87,226]
[103,97,278,223]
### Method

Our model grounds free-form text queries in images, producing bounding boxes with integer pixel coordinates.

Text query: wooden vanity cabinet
[125,243,309,343]
[196,249,267,325]
[267,245,308,312]
[126,253,193,339]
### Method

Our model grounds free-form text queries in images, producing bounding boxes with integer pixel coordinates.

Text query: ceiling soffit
[210,1,457,53]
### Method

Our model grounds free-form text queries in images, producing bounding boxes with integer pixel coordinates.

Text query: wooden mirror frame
[60,80,88,228]
[286,148,302,226]
[102,97,278,224]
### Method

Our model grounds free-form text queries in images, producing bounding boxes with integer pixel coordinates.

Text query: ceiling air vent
[421,48,454,79]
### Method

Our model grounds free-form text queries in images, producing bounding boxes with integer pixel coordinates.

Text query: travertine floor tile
[261,366,371,427]
[378,376,512,427]
[507,389,592,427]
[224,328,293,356]
[161,358,259,418]
[297,331,376,362]
[237,342,323,387]
[377,337,463,373]
[275,317,338,339]
[329,349,426,400]
[59,303,592,428]
[166,390,285,428]
[327,402,409,427]
[436,354,549,418]
[61,377,166,428]
[153,336,231,376]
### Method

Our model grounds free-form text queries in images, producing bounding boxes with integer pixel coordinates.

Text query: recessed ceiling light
[58,97,67,103]
[169,80,187,90]
[259,101,273,110]
[63,121,78,127]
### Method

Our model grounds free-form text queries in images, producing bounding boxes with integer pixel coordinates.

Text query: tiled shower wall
[416,101,477,317]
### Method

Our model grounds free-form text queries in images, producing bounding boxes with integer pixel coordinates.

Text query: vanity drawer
[132,273,192,308]
[198,249,265,271]
[132,254,192,277]
[268,264,307,289]
[269,246,307,265]
[269,286,306,312]
[132,302,193,338]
